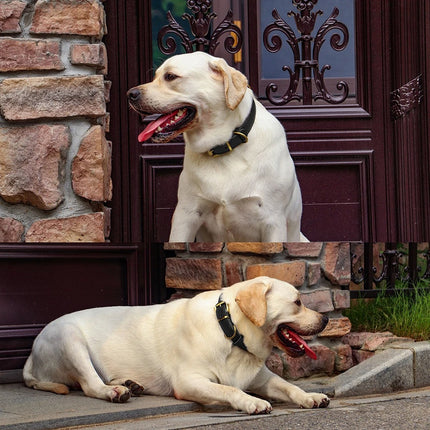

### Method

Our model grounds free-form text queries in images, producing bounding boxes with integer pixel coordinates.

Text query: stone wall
[0,0,111,242]
[164,242,355,379]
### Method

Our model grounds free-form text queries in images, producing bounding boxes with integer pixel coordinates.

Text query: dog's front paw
[299,392,330,409]
[109,386,131,403]
[241,397,272,415]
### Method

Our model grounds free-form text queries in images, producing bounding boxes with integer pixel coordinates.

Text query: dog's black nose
[127,88,141,102]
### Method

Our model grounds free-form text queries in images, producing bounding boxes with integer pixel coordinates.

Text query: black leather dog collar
[215,295,248,351]
[207,99,256,157]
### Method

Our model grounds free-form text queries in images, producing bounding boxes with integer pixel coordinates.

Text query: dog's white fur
[130,52,305,242]
[23,277,329,414]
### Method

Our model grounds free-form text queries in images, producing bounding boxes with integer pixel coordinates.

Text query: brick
[0,217,24,242]
[301,289,334,313]
[318,317,352,338]
[188,242,224,253]
[322,242,351,286]
[246,261,306,287]
[164,242,187,251]
[352,349,375,364]
[307,262,321,286]
[165,258,222,290]
[282,344,336,380]
[227,242,283,254]
[0,38,63,72]
[342,332,376,349]
[225,260,243,286]
[332,289,350,310]
[31,0,105,38]
[0,0,26,33]
[70,43,107,74]
[25,212,106,242]
[285,242,323,258]
[0,75,106,121]
[72,126,112,202]
[0,124,70,210]
[333,344,354,372]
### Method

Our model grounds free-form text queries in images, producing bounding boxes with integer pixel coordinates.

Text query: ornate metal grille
[157,0,242,56]
[263,0,350,105]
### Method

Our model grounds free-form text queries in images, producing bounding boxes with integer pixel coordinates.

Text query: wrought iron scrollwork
[263,0,350,105]
[157,0,242,56]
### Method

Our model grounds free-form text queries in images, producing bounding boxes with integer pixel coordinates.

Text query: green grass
[344,280,430,341]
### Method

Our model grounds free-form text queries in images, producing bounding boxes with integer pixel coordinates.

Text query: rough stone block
[352,349,375,364]
[285,242,323,258]
[301,289,334,313]
[72,125,112,202]
[25,212,106,242]
[227,242,283,254]
[322,242,351,286]
[164,242,187,251]
[307,262,321,286]
[0,38,63,72]
[31,0,105,38]
[332,289,350,309]
[0,124,70,210]
[283,344,336,380]
[246,261,306,287]
[318,317,352,338]
[224,260,243,286]
[0,75,106,120]
[0,217,24,242]
[165,258,222,290]
[0,0,26,33]
[70,43,107,74]
[333,344,354,372]
[188,242,224,253]
[266,349,284,377]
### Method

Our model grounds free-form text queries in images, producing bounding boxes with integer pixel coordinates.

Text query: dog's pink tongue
[288,330,317,360]
[138,111,178,143]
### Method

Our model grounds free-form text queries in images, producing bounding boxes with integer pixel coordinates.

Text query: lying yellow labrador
[128,52,306,242]
[24,277,329,414]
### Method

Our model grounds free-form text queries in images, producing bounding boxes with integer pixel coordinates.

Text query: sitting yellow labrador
[24,277,329,414]
[128,52,306,242]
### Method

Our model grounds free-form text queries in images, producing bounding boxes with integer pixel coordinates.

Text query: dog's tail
[23,354,70,395]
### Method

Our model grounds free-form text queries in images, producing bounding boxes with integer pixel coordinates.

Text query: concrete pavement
[0,341,429,430]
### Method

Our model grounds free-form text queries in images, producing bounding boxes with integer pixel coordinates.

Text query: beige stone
[322,242,351,286]
[0,0,26,33]
[285,242,323,258]
[318,317,352,337]
[0,38,63,72]
[0,124,70,210]
[227,242,283,254]
[70,43,107,74]
[31,0,105,38]
[165,258,222,290]
[301,289,334,313]
[0,75,106,121]
[25,213,105,242]
[246,261,306,287]
[0,217,24,242]
[72,126,112,202]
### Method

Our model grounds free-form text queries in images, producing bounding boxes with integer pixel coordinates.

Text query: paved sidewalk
[0,341,429,430]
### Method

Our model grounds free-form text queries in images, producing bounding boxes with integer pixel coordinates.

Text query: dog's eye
[164,72,178,82]
[295,299,302,307]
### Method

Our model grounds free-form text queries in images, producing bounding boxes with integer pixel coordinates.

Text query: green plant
[344,280,430,341]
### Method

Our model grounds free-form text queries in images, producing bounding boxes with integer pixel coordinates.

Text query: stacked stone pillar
[0,0,111,242]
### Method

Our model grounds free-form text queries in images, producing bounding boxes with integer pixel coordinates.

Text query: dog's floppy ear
[209,58,248,110]
[235,280,272,327]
